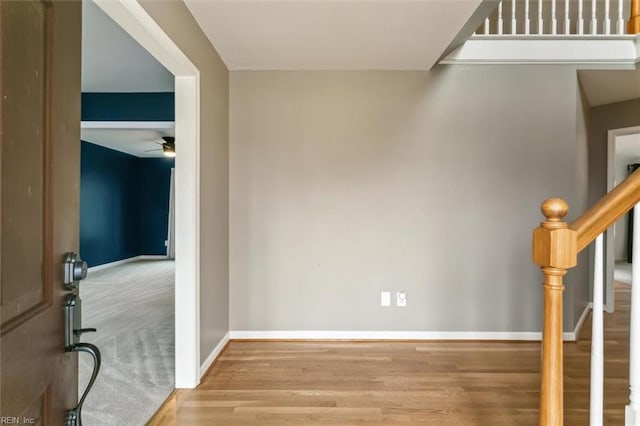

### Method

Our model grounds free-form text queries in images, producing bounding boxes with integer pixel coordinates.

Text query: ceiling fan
[145,136,175,157]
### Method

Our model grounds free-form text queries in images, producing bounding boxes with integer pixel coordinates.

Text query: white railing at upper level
[476,0,630,36]
[442,0,640,65]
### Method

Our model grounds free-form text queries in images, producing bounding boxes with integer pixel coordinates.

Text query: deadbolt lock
[63,252,88,290]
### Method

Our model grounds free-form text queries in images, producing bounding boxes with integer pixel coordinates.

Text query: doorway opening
[77,0,201,423]
[80,1,178,423]
[92,0,200,388]
[606,126,640,313]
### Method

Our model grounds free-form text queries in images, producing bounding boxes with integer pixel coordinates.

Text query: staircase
[442,2,640,424]
[534,166,640,424]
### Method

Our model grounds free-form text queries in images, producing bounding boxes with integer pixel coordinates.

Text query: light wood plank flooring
[150,283,631,425]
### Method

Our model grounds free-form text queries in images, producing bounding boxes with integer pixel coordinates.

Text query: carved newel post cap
[541,198,568,222]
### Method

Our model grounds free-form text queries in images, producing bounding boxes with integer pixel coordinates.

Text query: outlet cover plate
[397,291,407,307]
[381,291,391,307]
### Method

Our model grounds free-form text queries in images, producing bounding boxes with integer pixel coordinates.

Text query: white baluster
[578,0,585,34]
[564,0,571,34]
[484,17,490,34]
[525,0,531,34]
[604,0,611,34]
[538,0,544,34]
[498,1,504,35]
[590,233,604,426]
[591,0,598,34]
[626,203,640,426]
[551,0,557,34]
[511,0,517,34]
[617,0,625,34]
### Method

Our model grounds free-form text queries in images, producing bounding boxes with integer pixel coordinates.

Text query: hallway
[79,259,175,425]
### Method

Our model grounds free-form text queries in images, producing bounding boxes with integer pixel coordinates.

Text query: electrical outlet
[397,291,407,307]
[381,291,391,307]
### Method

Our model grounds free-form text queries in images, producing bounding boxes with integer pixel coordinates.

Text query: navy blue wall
[138,158,174,255]
[82,92,174,121]
[80,141,174,267]
[80,142,141,267]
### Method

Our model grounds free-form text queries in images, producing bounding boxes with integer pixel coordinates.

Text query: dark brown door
[1,0,82,423]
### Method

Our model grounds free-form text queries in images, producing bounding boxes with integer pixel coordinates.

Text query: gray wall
[229,66,589,333]
[141,1,230,362]
[574,84,591,326]
[588,99,640,204]
[588,98,640,309]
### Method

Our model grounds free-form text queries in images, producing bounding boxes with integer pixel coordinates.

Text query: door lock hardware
[64,294,101,426]
[63,252,88,290]
[64,294,97,349]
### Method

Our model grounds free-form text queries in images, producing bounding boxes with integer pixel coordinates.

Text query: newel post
[630,0,640,33]
[532,198,578,426]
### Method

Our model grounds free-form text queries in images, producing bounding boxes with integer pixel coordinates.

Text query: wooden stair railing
[533,168,640,426]
[630,0,640,34]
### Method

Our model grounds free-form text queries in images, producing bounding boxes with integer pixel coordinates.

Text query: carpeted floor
[78,259,175,426]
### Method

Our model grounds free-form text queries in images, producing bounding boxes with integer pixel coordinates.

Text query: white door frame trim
[606,125,640,313]
[92,0,201,388]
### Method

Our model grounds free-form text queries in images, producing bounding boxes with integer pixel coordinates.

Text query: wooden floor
[149,284,631,425]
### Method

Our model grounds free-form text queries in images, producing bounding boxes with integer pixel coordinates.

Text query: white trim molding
[87,254,170,273]
[200,332,230,379]
[607,126,640,314]
[574,302,594,341]
[442,35,640,65]
[94,0,201,389]
[87,256,140,273]
[139,254,169,260]
[230,329,582,342]
[81,121,174,129]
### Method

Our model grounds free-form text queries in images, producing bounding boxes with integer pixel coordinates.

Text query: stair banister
[533,199,577,426]
[534,167,640,425]
[630,0,640,33]
[571,165,640,252]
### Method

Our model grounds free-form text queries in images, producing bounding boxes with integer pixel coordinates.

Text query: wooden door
[1,0,82,423]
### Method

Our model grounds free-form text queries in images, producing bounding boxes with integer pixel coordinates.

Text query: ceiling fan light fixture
[162,143,176,157]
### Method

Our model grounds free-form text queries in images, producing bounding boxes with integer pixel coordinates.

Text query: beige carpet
[78,259,175,426]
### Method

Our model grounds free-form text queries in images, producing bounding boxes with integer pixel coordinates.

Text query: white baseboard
[570,302,593,341]
[88,254,170,272]
[200,332,230,379]
[139,254,169,260]
[87,256,140,272]
[230,330,579,342]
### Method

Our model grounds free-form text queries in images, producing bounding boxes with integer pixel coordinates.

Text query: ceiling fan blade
[144,148,162,152]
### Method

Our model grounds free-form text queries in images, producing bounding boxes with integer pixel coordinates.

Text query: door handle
[66,342,101,426]
[64,294,101,426]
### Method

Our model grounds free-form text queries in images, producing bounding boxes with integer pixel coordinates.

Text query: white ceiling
[82,1,175,157]
[81,122,175,158]
[184,0,485,70]
[81,0,487,155]
[579,69,640,107]
[82,0,174,92]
